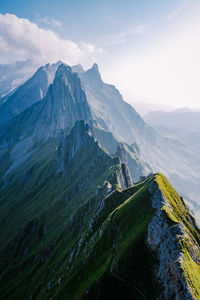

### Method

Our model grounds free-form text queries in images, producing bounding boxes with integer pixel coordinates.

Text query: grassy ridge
[0,146,200,300]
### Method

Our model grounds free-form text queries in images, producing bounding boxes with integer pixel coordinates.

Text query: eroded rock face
[36,64,92,138]
[116,163,133,189]
[147,182,197,300]
[115,143,133,189]
[0,65,93,175]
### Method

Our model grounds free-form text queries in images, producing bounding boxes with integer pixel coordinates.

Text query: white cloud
[39,16,62,27]
[100,23,147,46]
[0,13,101,66]
[166,10,180,20]
[166,1,188,20]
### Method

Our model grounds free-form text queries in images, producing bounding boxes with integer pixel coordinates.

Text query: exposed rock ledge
[147,181,198,300]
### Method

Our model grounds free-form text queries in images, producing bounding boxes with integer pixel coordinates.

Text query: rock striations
[147,175,200,300]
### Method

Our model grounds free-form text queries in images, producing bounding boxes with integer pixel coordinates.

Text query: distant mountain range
[0,59,40,101]
[145,109,200,155]
[0,61,200,299]
[145,109,200,133]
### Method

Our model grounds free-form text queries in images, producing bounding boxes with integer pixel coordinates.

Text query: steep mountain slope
[0,63,145,184]
[0,59,38,100]
[0,61,200,300]
[0,61,62,129]
[94,126,147,182]
[80,173,200,300]
[1,61,200,222]
[0,120,132,300]
[0,61,84,125]
[0,64,92,175]
[79,64,200,224]
[0,165,199,299]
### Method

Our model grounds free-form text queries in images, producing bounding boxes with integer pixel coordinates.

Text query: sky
[0,0,200,109]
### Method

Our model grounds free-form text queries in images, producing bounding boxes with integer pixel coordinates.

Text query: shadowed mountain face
[0,60,200,299]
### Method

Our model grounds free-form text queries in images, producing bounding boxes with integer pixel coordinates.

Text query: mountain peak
[71,64,84,74]
[55,63,72,78]
[82,63,102,85]
[90,63,101,78]
[92,63,99,71]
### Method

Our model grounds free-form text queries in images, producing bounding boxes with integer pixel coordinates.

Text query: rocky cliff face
[147,176,200,300]
[42,64,92,136]
[0,64,92,175]
[56,120,132,191]
[115,143,133,188]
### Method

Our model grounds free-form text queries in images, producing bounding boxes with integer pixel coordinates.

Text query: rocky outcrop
[147,182,199,300]
[116,163,133,189]
[37,64,92,138]
[55,120,133,192]
[115,143,127,164]
[115,143,133,189]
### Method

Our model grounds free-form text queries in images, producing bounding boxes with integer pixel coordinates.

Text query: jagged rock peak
[54,60,65,67]
[85,63,102,81]
[55,63,72,78]
[71,64,85,74]
[91,63,99,72]
[54,64,86,92]
[47,64,90,108]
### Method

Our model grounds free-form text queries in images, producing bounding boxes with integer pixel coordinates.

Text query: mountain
[0,161,199,299]
[0,60,200,299]
[1,61,200,223]
[0,64,92,176]
[0,119,133,299]
[0,61,62,128]
[78,64,200,224]
[0,59,39,101]
[145,109,200,133]
[0,63,145,183]
[132,101,173,116]
[144,109,200,154]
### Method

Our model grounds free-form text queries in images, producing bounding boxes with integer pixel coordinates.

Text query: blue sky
[0,0,200,108]
[0,0,182,42]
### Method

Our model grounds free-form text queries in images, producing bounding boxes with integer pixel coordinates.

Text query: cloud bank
[0,13,101,66]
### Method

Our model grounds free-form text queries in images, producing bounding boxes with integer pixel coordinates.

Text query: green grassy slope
[0,122,123,299]
[0,138,199,300]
